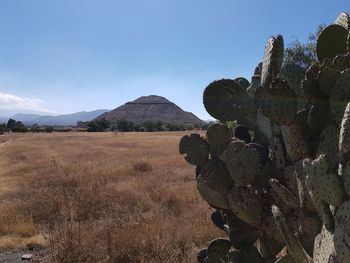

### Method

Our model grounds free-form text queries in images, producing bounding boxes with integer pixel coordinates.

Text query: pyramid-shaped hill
[95,95,203,124]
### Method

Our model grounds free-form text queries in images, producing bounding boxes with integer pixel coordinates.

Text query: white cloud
[0,92,44,110]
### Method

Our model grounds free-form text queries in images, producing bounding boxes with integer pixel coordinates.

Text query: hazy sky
[0,0,349,119]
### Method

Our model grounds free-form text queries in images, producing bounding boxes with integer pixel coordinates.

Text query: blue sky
[0,0,349,119]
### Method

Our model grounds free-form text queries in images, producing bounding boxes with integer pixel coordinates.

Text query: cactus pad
[303,155,345,207]
[247,75,261,97]
[317,65,339,96]
[339,161,350,196]
[339,102,350,162]
[316,124,340,170]
[256,111,273,145]
[227,185,262,227]
[200,158,233,195]
[206,123,232,157]
[261,35,284,88]
[269,136,287,169]
[330,70,350,126]
[255,78,297,124]
[272,206,313,263]
[313,225,335,263]
[197,175,229,210]
[234,77,250,89]
[205,238,231,262]
[279,64,306,110]
[306,63,320,81]
[203,79,255,126]
[316,24,348,62]
[220,140,261,185]
[227,211,260,249]
[332,53,350,71]
[335,11,350,29]
[179,134,209,165]
[308,102,330,133]
[270,179,299,209]
[334,200,350,262]
[281,124,309,163]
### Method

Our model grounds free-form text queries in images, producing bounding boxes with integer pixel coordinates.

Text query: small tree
[6,118,16,129]
[284,24,326,69]
[116,119,134,132]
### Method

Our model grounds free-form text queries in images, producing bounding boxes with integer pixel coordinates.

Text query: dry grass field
[0,132,222,262]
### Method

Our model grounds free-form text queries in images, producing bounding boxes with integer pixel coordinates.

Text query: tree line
[86,118,210,132]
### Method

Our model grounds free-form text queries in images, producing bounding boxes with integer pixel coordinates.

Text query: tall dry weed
[0,132,222,262]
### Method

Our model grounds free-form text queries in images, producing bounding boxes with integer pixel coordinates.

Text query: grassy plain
[0,132,221,262]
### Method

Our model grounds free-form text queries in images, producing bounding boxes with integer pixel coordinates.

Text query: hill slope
[12,110,110,126]
[96,95,202,124]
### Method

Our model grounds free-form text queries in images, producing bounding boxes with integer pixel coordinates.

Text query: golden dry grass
[0,132,222,262]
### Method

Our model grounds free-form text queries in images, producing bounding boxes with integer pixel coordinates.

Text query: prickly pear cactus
[179,12,350,263]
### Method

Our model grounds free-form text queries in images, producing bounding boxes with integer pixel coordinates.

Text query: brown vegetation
[0,132,222,262]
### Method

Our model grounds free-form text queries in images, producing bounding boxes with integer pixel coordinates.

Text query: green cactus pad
[246,75,261,97]
[334,200,350,262]
[254,62,263,76]
[335,11,350,29]
[306,63,320,81]
[227,211,260,249]
[330,70,350,126]
[339,102,350,162]
[279,64,306,111]
[300,215,323,255]
[197,175,229,209]
[179,134,209,165]
[339,161,350,197]
[283,164,299,196]
[269,136,287,169]
[226,211,260,245]
[272,206,313,263]
[303,155,346,207]
[316,24,348,62]
[256,111,273,145]
[206,238,231,262]
[294,161,317,212]
[316,124,340,170]
[200,159,233,195]
[261,215,284,244]
[255,78,297,125]
[258,234,285,260]
[317,65,340,96]
[227,185,261,227]
[301,79,322,105]
[281,124,309,163]
[261,35,284,88]
[234,77,250,89]
[332,53,350,70]
[308,102,331,133]
[206,123,233,157]
[220,140,261,185]
[313,225,335,263]
[308,189,334,230]
[228,246,263,263]
[203,79,255,127]
[270,179,299,209]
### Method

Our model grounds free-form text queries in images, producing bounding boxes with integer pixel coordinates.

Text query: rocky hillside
[96,95,202,124]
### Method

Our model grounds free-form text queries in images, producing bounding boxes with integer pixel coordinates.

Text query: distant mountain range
[1,110,110,126]
[0,95,203,126]
[95,95,203,124]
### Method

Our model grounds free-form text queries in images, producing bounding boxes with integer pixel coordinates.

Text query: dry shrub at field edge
[0,132,222,262]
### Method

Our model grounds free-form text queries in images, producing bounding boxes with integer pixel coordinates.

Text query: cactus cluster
[179,12,350,263]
